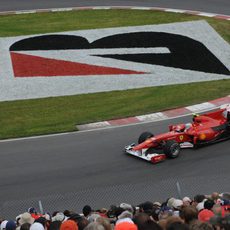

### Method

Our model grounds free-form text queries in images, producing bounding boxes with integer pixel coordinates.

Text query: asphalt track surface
[0,0,230,15]
[1,116,230,217]
[0,0,230,218]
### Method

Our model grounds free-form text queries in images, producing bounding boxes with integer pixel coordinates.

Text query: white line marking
[51,8,73,12]
[164,9,187,13]
[131,7,151,10]
[186,102,216,113]
[137,112,168,122]
[15,10,37,14]
[198,13,217,17]
[92,7,112,10]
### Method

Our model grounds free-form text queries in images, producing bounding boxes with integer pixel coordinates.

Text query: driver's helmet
[185,123,192,130]
[192,113,199,122]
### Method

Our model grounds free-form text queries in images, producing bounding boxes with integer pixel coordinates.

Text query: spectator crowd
[1,191,230,230]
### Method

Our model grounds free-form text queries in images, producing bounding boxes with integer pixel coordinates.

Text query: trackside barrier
[1,180,228,219]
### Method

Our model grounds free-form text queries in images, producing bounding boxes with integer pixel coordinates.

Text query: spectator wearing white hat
[171,199,183,216]
[182,197,192,206]
[18,213,34,226]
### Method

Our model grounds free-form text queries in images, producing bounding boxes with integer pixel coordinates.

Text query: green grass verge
[0,10,229,139]
[0,80,229,139]
[0,10,229,42]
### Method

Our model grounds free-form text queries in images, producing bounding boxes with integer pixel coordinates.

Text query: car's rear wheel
[138,132,154,144]
[163,140,180,158]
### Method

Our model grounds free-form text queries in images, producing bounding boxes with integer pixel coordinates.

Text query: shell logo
[199,133,206,140]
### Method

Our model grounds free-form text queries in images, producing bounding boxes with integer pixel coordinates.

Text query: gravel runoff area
[0,20,229,102]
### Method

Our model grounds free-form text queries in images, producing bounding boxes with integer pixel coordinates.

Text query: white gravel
[0,20,229,102]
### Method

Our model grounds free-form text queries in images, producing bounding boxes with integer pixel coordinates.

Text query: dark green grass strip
[0,80,229,139]
[0,10,229,42]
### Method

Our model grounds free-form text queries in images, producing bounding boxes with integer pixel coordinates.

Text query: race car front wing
[124,144,166,164]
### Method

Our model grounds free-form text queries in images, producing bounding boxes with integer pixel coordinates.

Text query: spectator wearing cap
[27,208,41,220]
[116,211,134,226]
[198,209,214,223]
[119,203,134,215]
[204,199,215,210]
[63,211,75,219]
[138,201,154,216]
[192,195,206,212]
[171,199,183,216]
[82,206,92,219]
[182,197,192,207]
[1,220,8,230]
[166,198,175,209]
[51,213,65,223]
[18,213,34,227]
[6,221,16,230]
[196,202,205,213]
[114,221,137,230]
[60,220,78,230]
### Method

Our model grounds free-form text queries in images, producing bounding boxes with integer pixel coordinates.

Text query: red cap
[60,220,78,230]
[198,209,214,222]
[115,222,138,230]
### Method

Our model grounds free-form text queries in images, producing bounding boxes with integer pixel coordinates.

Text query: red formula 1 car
[124,104,230,163]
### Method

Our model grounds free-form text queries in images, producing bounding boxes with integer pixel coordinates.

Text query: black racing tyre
[163,140,180,158]
[227,111,230,122]
[138,132,154,144]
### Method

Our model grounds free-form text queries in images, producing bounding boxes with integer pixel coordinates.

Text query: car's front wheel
[163,140,180,158]
[138,132,154,144]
